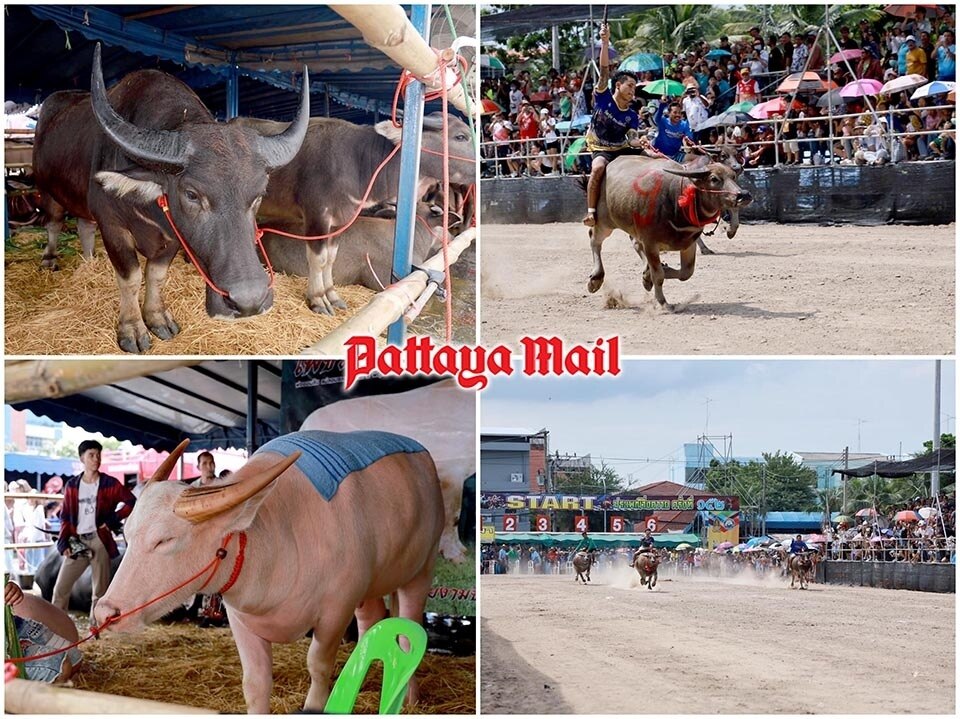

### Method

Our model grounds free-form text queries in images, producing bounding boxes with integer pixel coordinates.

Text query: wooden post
[4,678,218,714]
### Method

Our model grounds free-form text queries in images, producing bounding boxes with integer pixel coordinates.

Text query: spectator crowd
[482,7,956,177]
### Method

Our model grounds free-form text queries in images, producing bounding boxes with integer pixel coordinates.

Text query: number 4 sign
[574,515,589,533]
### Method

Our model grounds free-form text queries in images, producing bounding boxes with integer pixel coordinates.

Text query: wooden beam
[4,679,217,714]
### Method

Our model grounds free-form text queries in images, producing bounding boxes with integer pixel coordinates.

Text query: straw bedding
[5,228,377,355]
[69,622,475,714]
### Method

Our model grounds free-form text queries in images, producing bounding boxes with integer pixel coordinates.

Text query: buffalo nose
[225,287,272,317]
[737,191,752,205]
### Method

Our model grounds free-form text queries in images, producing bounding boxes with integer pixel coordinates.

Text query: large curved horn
[172,450,301,524]
[256,67,310,171]
[146,439,190,485]
[663,167,711,180]
[90,44,188,172]
[422,113,446,131]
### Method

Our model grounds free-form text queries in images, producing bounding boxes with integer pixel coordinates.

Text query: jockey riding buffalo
[33,44,310,353]
[573,550,594,584]
[585,155,752,310]
[789,552,815,590]
[633,551,660,590]
[233,113,475,315]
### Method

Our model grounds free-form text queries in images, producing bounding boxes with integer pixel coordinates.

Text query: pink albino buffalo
[94,431,444,713]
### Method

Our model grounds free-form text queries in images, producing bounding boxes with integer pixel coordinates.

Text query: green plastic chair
[324,617,428,715]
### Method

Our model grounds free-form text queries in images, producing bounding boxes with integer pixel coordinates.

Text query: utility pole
[842,445,849,513]
[761,465,766,537]
[932,359,941,496]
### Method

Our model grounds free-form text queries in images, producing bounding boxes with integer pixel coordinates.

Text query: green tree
[552,461,626,496]
[705,451,819,514]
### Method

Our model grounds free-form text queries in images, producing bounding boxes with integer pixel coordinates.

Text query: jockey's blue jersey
[790,539,809,554]
[586,87,640,152]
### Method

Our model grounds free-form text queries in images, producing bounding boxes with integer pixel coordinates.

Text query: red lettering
[343,336,377,389]
[520,336,564,376]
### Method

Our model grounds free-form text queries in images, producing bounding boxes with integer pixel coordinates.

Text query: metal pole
[246,361,258,456]
[387,4,429,345]
[843,445,849,513]
[551,25,560,71]
[932,359,941,496]
[225,63,239,120]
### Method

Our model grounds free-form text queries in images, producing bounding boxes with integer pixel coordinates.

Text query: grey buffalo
[33,44,310,352]
[234,113,475,314]
[586,156,752,310]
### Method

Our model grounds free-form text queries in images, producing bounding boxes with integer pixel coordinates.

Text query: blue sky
[481,360,956,487]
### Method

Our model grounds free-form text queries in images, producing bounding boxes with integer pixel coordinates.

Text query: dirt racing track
[480,223,955,355]
[480,570,955,714]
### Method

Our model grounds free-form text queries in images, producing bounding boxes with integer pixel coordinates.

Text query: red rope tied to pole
[6,532,245,665]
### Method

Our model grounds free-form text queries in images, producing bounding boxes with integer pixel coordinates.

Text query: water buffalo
[572,551,594,584]
[94,432,444,713]
[233,113,475,314]
[35,550,123,612]
[33,44,310,353]
[586,156,752,310]
[633,551,659,590]
[262,185,462,291]
[789,552,814,590]
[300,378,474,565]
[683,145,745,254]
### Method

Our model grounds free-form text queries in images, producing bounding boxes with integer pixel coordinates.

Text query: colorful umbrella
[727,100,757,112]
[563,136,587,171]
[805,534,827,544]
[715,541,734,550]
[705,48,732,60]
[948,89,956,102]
[479,54,506,71]
[817,88,846,108]
[855,507,878,517]
[883,5,943,18]
[749,97,785,119]
[893,510,920,522]
[910,80,956,100]
[642,79,686,97]
[528,91,552,104]
[829,49,863,64]
[676,542,693,550]
[918,506,938,520]
[880,73,928,95]
[698,109,752,130]
[555,114,592,132]
[840,78,884,98]
[481,98,503,115]
[834,514,854,525]
[777,71,831,94]
[619,53,663,74]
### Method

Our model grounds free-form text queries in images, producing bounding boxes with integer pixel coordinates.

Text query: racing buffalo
[573,550,594,584]
[683,144,745,254]
[233,113,475,314]
[633,551,660,590]
[586,156,751,310]
[33,44,310,353]
[94,432,444,713]
[789,552,814,590]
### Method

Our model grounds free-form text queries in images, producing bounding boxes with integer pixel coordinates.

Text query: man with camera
[682,84,711,142]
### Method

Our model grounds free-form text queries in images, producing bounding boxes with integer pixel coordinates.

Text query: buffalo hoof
[658,302,676,313]
[308,297,335,315]
[117,323,152,354]
[328,297,348,311]
[700,245,716,255]
[642,275,652,291]
[587,276,604,293]
[145,310,181,340]
[41,256,59,271]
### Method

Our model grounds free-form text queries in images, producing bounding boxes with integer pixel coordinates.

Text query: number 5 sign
[503,515,518,532]
[609,516,625,532]
[574,515,589,533]
[535,515,550,532]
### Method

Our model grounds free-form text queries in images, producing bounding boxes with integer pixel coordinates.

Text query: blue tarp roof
[6,4,473,123]
[5,453,80,479]
[763,511,825,529]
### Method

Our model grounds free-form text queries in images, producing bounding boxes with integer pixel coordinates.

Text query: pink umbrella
[829,49,863,64]
[839,79,884,98]
[893,510,920,523]
[855,507,877,517]
[805,534,827,543]
[749,97,785,119]
[884,5,944,18]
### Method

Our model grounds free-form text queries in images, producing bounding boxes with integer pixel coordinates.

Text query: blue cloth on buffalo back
[253,430,425,501]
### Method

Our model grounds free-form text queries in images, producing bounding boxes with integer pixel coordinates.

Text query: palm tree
[621,5,730,56]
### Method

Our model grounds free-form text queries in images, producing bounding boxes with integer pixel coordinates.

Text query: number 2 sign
[503,515,518,532]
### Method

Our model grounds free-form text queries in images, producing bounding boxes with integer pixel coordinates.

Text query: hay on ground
[69,622,475,714]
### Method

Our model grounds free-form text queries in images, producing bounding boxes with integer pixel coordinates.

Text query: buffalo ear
[374,120,403,144]
[663,167,711,180]
[95,169,163,204]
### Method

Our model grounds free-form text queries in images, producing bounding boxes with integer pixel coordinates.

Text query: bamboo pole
[4,679,217,714]
[330,4,469,113]
[303,227,475,355]
[4,360,200,404]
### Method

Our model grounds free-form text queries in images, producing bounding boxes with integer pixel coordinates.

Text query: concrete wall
[480,161,956,225]
[821,560,955,593]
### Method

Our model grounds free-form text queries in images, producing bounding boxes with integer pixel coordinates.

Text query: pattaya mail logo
[343,336,621,389]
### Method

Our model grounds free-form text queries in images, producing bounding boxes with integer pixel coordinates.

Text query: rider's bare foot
[583,212,596,227]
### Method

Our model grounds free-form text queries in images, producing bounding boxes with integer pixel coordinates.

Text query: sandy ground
[480,223,955,355]
[480,569,955,714]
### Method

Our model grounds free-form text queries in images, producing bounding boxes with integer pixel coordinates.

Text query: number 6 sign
[646,518,657,532]
[503,515,518,532]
